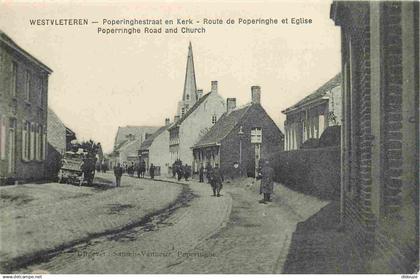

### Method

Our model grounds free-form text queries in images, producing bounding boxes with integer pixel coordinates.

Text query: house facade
[109,125,158,168]
[139,118,171,175]
[193,86,284,178]
[168,43,226,168]
[169,81,226,168]
[282,73,342,151]
[0,31,52,184]
[331,1,418,273]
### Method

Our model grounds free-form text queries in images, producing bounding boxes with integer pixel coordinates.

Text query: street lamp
[238,126,244,176]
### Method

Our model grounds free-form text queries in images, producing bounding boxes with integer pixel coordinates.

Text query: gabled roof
[139,125,170,151]
[0,30,52,73]
[168,92,211,130]
[193,104,252,148]
[114,126,159,147]
[282,73,341,114]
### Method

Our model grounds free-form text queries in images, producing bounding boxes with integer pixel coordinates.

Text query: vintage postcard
[0,0,418,276]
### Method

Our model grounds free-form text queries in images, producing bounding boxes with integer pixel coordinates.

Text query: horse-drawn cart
[58,151,96,186]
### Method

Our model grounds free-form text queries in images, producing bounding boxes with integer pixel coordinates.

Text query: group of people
[172,160,192,181]
[199,163,224,197]
[112,160,155,187]
[112,158,275,204]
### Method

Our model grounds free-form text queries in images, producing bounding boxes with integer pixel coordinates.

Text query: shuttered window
[42,127,46,160]
[30,123,35,160]
[0,117,6,160]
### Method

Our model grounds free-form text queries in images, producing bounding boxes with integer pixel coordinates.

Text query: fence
[268,146,340,200]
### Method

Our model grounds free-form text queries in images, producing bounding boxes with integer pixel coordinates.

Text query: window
[30,123,35,160]
[186,95,189,100]
[24,70,31,102]
[181,107,185,117]
[42,126,46,160]
[212,115,217,124]
[251,127,262,143]
[39,77,44,107]
[22,121,30,161]
[11,62,17,97]
[0,117,6,160]
[8,119,16,173]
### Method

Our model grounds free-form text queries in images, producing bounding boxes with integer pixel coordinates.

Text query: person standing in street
[177,164,184,181]
[205,162,213,184]
[114,163,123,187]
[211,163,224,197]
[259,160,274,204]
[184,164,191,181]
[199,164,204,183]
[149,163,155,179]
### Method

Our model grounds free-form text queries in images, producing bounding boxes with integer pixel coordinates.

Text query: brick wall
[220,104,283,179]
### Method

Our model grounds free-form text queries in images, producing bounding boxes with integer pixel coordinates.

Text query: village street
[0,173,327,274]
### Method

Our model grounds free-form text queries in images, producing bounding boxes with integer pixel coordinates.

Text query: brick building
[0,31,52,184]
[282,73,342,151]
[331,1,419,273]
[193,86,284,178]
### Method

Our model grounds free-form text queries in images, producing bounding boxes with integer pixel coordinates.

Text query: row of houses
[0,30,79,185]
[109,43,285,178]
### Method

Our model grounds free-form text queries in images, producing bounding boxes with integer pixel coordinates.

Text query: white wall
[149,130,170,173]
[178,92,226,165]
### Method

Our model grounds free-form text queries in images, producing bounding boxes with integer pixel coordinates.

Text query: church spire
[182,42,198,102]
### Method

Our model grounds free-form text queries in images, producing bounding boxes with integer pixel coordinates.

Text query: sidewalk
[282,200,366,273]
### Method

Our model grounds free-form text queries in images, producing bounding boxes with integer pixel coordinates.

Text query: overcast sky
[0,0,341,153]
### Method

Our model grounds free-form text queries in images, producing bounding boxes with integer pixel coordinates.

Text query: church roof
[193,104,252,148]
[182,42,198,102]
[282,73,341,114]
[139,124,170,151]
[169,92,211,130]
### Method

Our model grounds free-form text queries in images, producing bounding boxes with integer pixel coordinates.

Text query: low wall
[268,146,340,200]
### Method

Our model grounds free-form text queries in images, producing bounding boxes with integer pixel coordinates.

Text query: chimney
[227,98,237,113]
[174,115,180,122]
[251,86,261,104]
[165,118,170,126]
[211,81,218,94]
[145,133,153,140]
[196,89,203,99]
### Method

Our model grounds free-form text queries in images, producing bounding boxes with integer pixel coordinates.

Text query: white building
[168,43,226,167]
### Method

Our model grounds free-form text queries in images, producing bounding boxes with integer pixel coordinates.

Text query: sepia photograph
[0,0,418,276]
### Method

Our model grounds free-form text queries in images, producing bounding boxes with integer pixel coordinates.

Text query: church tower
[176,42,199,118]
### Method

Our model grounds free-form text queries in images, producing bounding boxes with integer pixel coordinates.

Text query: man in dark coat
[140,160,146,178]
[172,162,176,178]
[114,163,123,187]
[149,163,155,179]
[259,160,274,204]
[199,164,204,183]
[211,163,224,197]
[177,164,184,181]
[184,164,191,181]
[205,163,213,184]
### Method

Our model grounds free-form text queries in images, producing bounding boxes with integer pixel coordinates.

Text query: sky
[0,0,341,153]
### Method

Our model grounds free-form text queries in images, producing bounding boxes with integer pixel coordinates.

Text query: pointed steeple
[182,42,198,102]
